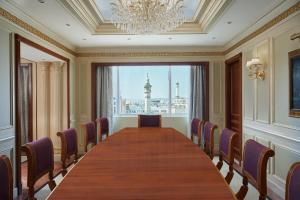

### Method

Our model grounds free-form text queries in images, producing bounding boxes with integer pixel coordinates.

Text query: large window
[112,65,190,116]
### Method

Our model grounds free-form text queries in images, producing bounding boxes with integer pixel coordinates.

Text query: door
[225,53,242,162]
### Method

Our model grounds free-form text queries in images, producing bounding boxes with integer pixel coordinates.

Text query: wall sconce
[246,57,265,80]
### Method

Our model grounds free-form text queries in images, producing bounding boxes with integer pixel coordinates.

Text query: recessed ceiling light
[65,23,71,27]
[38,0,46,3]
[227,21,232,25]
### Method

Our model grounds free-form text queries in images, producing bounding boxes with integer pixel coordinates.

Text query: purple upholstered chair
[0,155,13,200]
[203,122,218,160]
[138,115,161,128]
[190,118,203,146]
[21,137,56,200]
[286,162,300,200]
[82,122,97,152]
[57,128,79,176]
[216,128,238,184]
[96,117,109,142]
[236,139,275,200]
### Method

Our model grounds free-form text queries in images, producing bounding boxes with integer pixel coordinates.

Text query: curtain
[96,66,113,133]
[18,65,32,145]
[189,65,207,122]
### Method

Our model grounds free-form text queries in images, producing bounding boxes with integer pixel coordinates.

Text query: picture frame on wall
[289,49,300,118]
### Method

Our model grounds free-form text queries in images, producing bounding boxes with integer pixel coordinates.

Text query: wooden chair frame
[285,162,300,200]
[0,155,13,200]
[216,129,238,184]
[21,141,56,200]
[190,119,204,147]
[236,140,275,200]
[81,122,97,153]
[203,122,218,160]
[138,115,162,128]
[95,118,109,142]
[57,130,79,176]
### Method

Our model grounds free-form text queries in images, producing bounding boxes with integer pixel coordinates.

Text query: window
[112,65,190,116]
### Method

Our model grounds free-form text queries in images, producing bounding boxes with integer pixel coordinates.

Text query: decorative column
[49,61,64,151]
[36,62,51,139]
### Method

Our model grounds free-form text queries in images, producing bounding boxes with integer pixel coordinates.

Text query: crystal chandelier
[110,0,186,35]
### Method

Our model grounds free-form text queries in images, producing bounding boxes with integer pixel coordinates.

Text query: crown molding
[0,5,76,56]
[76,51,224,58]
[0,1,299,59]
[224,1,300,55]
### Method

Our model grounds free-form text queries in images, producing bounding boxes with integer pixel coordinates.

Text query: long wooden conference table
[47,128,236,199]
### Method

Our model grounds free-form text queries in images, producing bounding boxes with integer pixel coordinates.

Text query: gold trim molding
[76,51,224,58]
[0,2,299,58]
[0,7,76,56]
[224,1,300,55]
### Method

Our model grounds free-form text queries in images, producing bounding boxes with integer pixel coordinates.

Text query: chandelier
[110,0,186,35]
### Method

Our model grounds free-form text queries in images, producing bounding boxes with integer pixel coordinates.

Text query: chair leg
[259,194,266,200]
[61,169,68,177]
[236,177,248,200]
[28,183,36,200]
[48,171,57,191]
[216,155,223,170]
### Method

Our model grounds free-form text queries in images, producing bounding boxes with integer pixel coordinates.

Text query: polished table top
[47,128,236,199]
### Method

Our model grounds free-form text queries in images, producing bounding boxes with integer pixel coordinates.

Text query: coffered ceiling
[60,0,231,34]
[0,0,296,49]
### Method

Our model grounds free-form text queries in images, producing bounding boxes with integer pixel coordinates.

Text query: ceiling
[1,0,296,49]
[21,42,65,62]
[94,0,202,22]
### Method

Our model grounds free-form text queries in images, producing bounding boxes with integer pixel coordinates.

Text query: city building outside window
[112,65,190,116]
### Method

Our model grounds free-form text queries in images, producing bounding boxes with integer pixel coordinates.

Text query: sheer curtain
[96,66,113,133]
[18,65,32,145]
[189,65,208,136]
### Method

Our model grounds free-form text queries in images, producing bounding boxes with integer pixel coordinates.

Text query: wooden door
[225,53,242,162]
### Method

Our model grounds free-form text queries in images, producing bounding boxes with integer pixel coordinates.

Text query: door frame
[225,53,243,162]
[15,34,70,194]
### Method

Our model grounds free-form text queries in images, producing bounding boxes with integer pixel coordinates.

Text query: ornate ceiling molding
[62,0,232,35]
[224,1,300,55]
[0,1,299,58]
[76,51,224,58]
[0,6,76,56]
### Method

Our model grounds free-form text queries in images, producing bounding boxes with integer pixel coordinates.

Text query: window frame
[91,62,209,121]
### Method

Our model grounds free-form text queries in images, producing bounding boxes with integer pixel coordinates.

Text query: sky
[113,65,190,99]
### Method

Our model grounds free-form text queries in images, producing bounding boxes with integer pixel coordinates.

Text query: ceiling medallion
[110,0,186,35]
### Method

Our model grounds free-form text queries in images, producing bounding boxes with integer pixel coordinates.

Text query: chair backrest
[21,137,54,183]
[242,139,274,195]
[219,128,237,163]
[0,155,13,200]
[57,128,78,161]
[82,122,97,152]
[138,115,161,128]
[191,118,202,136]
[96,117,109,135]
[286,162,300,200]
[203,121,218,159]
